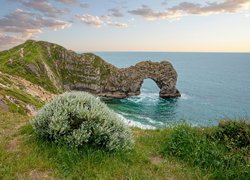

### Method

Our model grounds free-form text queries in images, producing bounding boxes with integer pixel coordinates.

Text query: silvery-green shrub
[31,92,134,151]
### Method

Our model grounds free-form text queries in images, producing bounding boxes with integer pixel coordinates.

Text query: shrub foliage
[162,124,249,179]
[214,120,250,150]
[31,92,133,151]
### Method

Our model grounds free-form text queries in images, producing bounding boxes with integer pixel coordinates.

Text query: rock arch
[98,61,181,98]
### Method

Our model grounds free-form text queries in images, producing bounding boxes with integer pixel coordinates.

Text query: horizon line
[78,50,250,53]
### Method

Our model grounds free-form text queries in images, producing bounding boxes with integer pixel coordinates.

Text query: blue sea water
[94,52,250,129]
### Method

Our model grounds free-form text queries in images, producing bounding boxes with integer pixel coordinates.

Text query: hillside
[0,40,119,114]
[0,40,115,93]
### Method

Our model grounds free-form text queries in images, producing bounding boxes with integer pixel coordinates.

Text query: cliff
[0,40,180,114]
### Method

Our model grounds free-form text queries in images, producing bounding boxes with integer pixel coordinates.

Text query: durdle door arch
[97,61,181,98]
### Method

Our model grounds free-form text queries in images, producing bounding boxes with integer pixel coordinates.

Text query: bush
[31,92,133,151]
[162,124,249,179]
[214,120,250,150]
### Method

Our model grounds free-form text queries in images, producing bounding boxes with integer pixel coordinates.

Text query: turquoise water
[94,52,250,129]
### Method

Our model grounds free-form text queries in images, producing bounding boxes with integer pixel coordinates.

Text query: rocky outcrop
[0,40,180,100]
[98,61,180,98]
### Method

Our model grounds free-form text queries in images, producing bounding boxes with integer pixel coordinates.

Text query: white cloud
[128,0,250,20]
[76,15,104,27]
[0,34,25,49]
[23,0,64,17]
[0,9,71,50]
[107,21,128,27]
[76,14,128,28]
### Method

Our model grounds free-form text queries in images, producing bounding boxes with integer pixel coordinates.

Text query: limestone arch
[99,61,181,98]
[131,61,180,98]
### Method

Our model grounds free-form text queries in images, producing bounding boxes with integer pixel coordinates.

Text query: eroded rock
[98,61,181,98]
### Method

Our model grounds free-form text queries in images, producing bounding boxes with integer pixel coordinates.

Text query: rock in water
[98,61,181,98]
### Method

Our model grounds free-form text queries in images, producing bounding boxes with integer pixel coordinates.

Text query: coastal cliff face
[0,40,180,114]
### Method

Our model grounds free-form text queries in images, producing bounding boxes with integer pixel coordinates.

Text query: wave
[180,93,191,100]
[127,91,159,104]
[127,90,191,103]
[135,115,164,125]
[116,113,156,129]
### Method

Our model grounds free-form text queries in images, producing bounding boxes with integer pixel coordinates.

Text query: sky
[0,0,250,52]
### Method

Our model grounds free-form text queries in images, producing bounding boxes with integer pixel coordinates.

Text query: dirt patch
[17,170,53,180]
[28,170,53,180]
[0,70,55,102]
[11,75,55,102]
[6,136,22,152]
[150,155,164,165]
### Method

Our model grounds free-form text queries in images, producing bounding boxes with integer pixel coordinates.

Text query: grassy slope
[0,40,59,94]
[0,72,44,115]
[0,40,115,96]
[0,111,204,179]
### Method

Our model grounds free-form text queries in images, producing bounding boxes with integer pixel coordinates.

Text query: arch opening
[139,78,161,95]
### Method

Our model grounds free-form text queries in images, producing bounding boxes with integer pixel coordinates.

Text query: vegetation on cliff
[162,122,249,179]
[0,40,61,93]
[0,40,117,114]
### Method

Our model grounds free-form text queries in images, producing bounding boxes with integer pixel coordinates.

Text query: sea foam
[180,93,191,100]
[116,113,156,129]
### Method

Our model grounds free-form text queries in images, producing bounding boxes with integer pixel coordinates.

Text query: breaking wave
[116,112,157,129]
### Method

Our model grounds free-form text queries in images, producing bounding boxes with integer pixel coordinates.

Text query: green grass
[0,111,204,179]
[0,110,249,179]
[0,40,60,94]
[162,123,250,179]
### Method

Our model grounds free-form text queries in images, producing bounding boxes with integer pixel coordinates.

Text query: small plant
[31,92,133,151]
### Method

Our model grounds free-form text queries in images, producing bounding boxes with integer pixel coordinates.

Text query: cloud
[0,9,71,33]
[107,21,128,27]
[0,34,24,49]
[169,0,250,14]
[80,3,89,9]
[0,9,71,49]
[23,0,64,17]
[128,5,181,20]
[55,0,78,4]
[76,15,104,27]
[128,0,250,20]
[108,8,124,17]
[76,14,128,28]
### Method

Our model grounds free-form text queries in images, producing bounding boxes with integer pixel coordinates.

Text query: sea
[92,52,250,129]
